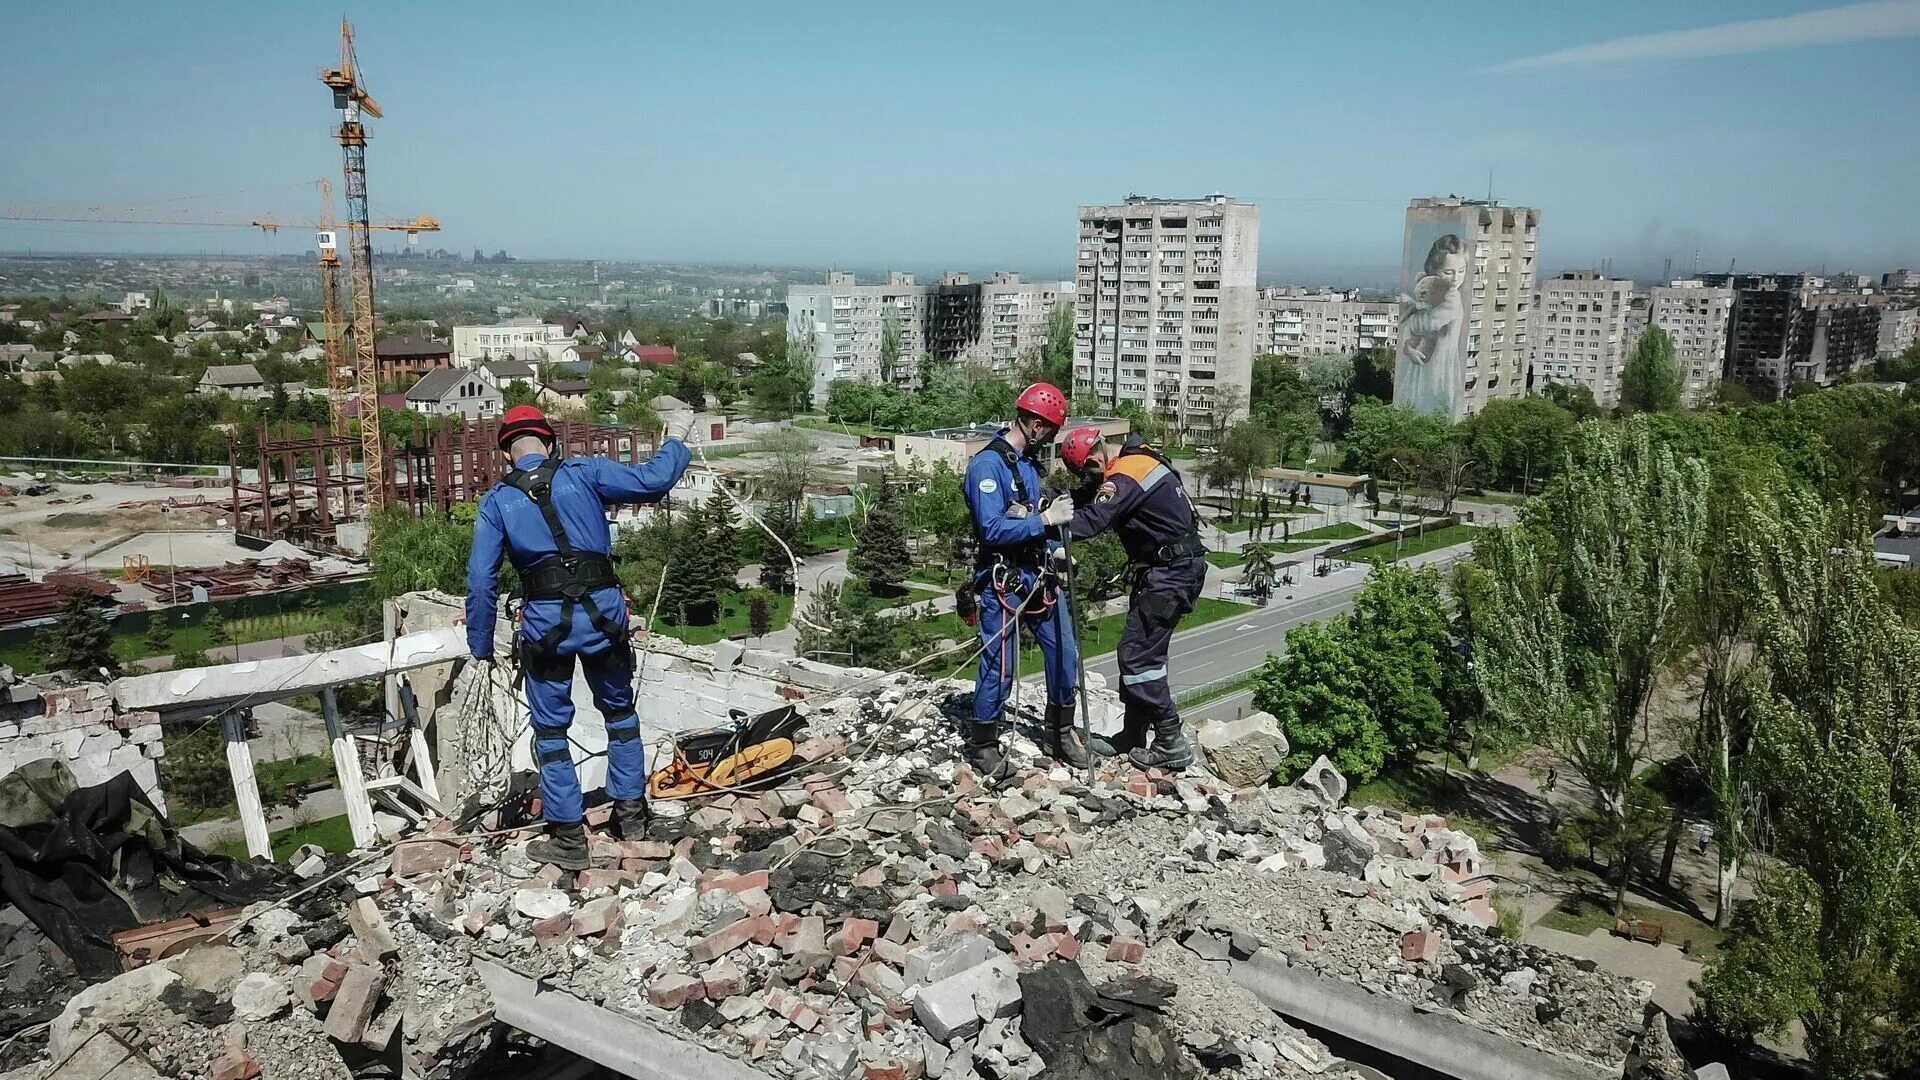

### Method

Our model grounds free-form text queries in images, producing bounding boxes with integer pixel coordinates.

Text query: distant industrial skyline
[4,2,1916,280]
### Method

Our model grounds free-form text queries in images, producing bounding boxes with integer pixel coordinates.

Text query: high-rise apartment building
[1395,198,1540,420]
[1646,281,1735,407]
[1531,271,1635,408]
[1701,273,1884,392]
[1256,288,1396,357]
[1074,195,1260,440]
[786,271,1070,402]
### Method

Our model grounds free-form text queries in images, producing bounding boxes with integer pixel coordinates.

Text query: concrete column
[323,686,377,849]
[221,709,271,861]
[382,599,400,732]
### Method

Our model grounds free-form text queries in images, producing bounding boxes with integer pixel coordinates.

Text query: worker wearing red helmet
[960,381,1085,779]
[1055,425,1207,770]
[465,405,690,869]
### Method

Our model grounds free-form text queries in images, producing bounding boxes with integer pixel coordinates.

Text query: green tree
[36,590,121,678]
[747,594,772,642]
[1621,325,1683,414]
[616,395,662,433]
[169,647,216,670]
[1343,398,1448,477]
[1252,619,1388,783]
[368,506,475,599]
[1240,541,1277,597]
[795,581,844,661]
[879,308,902,386]
[1462,397,1575,493]
[1298,354,1355,427]
[757,502,798,592]
[202,606,233,659]
[850,484,911,592]
[1702,533,1920,1077]
[1541,380,1604,421]
[756,429,817,522]
[1472,418,1709,913]
[705,490,742,581]
[143,614,174,658]
[502,381,539,409]
[1345,565,1455,760]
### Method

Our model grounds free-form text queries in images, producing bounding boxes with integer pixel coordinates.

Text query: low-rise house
[1257,466,1372,509]
[650,394,728,445]
[538,379,593,410]
[629,344,677,366]
[480,359,537,389]
[375,335,454,382]
[405,369,502,420]
[197,363,266,399]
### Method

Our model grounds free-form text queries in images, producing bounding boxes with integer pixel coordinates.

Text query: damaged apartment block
[0,590,1715,1080]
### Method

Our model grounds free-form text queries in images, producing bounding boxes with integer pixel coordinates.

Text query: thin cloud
[1485,0,1920,72]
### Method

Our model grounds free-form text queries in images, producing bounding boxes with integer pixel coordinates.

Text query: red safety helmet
[1014,382,1068,427]
[1060,426,1105,470]
[498,405,556,450]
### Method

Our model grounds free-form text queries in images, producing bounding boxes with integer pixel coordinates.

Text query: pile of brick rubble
[7,672,1658,1080]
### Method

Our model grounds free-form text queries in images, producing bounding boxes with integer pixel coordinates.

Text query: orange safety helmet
[1014,382,1068,427]
[1059,426,1106,470]
[498,405,556,450]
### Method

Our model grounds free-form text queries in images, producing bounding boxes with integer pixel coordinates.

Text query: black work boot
[1089,711,1150,759]
[964,722,1012,783]
[1128,714,1195,771]
[526,821,591,871]
[1046,703,1091,768]
[611,797,652,842]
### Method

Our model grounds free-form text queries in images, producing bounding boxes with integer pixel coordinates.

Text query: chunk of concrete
[230,972,291,1022]
[346,897,398,962]
[1294,754,1348,806]
[904,932,995,987]
[1198,713,1289,788]
[912,955,1020,1044]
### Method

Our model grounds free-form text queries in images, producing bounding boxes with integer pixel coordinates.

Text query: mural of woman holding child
[1395,231,1467,421]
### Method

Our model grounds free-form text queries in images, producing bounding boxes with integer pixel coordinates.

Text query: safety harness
[971,437,1046,569]
[501,458,628,657]
[1111,445,1208,567]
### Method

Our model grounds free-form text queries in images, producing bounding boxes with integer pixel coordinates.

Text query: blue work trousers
[522,599,644,824]
[972,569,1077,725]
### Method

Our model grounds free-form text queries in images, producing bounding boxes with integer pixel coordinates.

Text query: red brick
[930,878,959,898]
[871,937,909,967]
[1054,934,1081,961]
[970,837,1005,860]
[778,916,827,957]
[1400,930,1440,963]
[736,888,773,918]
[624,840,673,860]
[532,913,574,946]
[619,857,657,876]
[811,788,853,815]
[1303,933,1319,951]
[707,870,771,895]
[389,839,459,878]
[211,1051,261,1080]
[701,960,747,1000]
[851,866,887,888]
[322,965,386,1043]
[577,868,636,891]
[571,896,623,937]
[867,1066,907,1080]
[647,972,705,1009]
[690,916,763,962]
[1107,937,1145,964]
[765,988,822,1031]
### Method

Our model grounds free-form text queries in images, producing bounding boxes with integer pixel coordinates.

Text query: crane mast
[322,19,386,509]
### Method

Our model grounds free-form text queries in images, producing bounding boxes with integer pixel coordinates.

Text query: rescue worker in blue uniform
[962,382,1085,779]
[465,405,690,869]
[1057,426,1207,769]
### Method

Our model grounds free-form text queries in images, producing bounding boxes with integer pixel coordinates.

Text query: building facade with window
[1531,271,1636,408]
[1073,195,1260,441]
[1645,281,1734,407]
[786,271,1070,403]
[1256,287,1396,357]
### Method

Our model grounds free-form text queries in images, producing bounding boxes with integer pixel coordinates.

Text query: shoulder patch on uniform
[1095,481,1118,503]
[978,478,998,494]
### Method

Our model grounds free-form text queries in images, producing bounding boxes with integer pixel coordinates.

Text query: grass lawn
[793,415,889,439]
[213,813,356,863]
[1351,524,1482,565]
[1206,540,1321,568]
[1291,521,1368,541]
[908,565,968,589]
[656,588,794,646]
[168,752,339,826]
[1539,891,1729,956]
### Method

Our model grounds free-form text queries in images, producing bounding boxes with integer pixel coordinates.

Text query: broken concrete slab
[1197,713,1288,788]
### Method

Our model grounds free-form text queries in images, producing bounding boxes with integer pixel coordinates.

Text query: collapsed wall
[0,675,166,813]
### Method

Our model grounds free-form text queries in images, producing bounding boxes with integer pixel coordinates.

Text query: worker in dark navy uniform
[962,382,1085,779]
[1058,426,1207,769]
[466,405,690,869]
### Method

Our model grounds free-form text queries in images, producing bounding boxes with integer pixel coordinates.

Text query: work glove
[1040,494,1075,527]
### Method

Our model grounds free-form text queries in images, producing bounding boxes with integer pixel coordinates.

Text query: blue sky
[4,1,1917,284]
